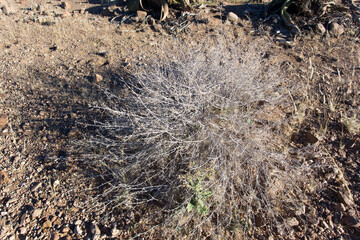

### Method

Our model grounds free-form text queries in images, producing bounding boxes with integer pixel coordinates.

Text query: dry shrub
[78,38,316,238]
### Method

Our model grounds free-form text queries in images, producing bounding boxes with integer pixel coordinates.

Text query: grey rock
[136,10,147,21]
[329,22,344,37]
[315,23,326,35]
[32,209,43,219]
[227,12,239,23]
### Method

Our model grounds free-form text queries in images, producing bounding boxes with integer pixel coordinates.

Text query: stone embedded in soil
[136,10,147,21]
[329,22,344,37]
[315,23,326,35]
[227,12,239,23]
[0,115,8,130]
[287,217,299,227]
[94,74,103,83]
[32,208,43,219]
[61,2,70,10]
[0,170,10,184]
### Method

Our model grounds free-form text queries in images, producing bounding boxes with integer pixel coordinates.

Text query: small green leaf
[196,200,208,215]
[203,191,213,198]
[187,202,195,212]
[198,199,205,208]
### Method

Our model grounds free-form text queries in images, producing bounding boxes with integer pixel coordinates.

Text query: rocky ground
[0,0,360,239]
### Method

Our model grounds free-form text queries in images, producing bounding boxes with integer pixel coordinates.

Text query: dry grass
[77,38,317,238]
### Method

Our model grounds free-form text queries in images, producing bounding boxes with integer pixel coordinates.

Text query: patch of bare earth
[0,0,359,239]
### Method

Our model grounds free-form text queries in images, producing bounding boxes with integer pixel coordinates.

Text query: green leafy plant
[127,0,191,20]
[265,0,356,34]
[186,177,213,215]
[266,0,302,33]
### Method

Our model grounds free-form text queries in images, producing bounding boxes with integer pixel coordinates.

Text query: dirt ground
[0,0,359,239]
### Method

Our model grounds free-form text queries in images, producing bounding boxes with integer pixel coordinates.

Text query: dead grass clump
[78,39,316,238]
